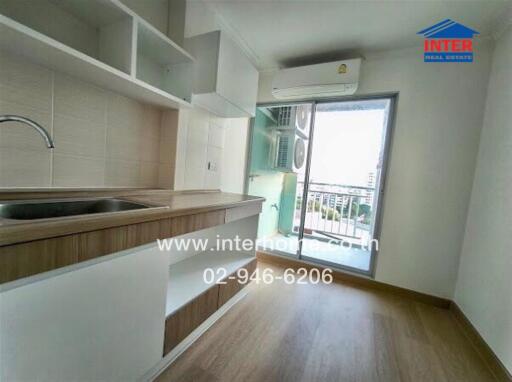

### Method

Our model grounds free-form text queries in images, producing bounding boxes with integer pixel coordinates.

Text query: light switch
[208,161,218,172]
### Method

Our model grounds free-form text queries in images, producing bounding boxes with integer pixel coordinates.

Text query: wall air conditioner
[272,59,361,100]
[272,130,306,173]
[270,105,309,173]
[275,104,310,132]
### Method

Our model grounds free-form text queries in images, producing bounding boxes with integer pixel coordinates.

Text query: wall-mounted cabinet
[185,30,259,118]
[0,0,194,109]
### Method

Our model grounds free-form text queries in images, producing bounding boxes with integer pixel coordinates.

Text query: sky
[307,109,387,187]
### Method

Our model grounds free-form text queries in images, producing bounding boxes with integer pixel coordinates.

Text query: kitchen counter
[0,189,263,246]
[0,189,264,284]
[1,189,263,381]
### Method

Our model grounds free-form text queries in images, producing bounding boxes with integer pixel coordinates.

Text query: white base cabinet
[0,244,168,382]
[0,213,261,381]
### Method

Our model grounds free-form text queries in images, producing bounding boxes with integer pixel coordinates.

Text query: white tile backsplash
[0,52,173,188]
[142,105,162,138]
[139,162,160,187]
[158,163,174,189]
[54,74,107,124]
[106,124,141,161]
[139,136,161,163]
[208,123,225,149]
[159,139,175,165]
[185,145,207,188]
[0,147,52,187]
[0,53,53,111]
[204,145,222,189]
[107,93,145,131]
[187,107,210,147]
[0,101,53,152]
[53,154,105,187]
[53,113,106,158]
[105,159,141,187]
[180,106,236,190]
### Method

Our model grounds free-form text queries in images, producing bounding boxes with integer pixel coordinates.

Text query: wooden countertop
[0,189,264,247]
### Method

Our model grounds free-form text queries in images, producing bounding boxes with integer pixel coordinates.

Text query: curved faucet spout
[0,115,54,148]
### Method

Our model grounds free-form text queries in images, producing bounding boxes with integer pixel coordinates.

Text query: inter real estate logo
[417,19,479,62]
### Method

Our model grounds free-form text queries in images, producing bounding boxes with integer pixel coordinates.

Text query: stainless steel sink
[0,198,151,220]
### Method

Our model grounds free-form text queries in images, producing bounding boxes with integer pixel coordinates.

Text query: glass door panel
[247,103,313,258]
[300,98,392,273]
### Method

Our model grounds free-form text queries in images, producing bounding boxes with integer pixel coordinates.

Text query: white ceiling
[208,0,511,71]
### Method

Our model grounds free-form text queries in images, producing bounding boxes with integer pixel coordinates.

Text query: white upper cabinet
[185,31,259,118]
[0,0,194,110]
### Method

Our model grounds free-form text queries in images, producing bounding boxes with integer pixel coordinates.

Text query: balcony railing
[294,182,375,240]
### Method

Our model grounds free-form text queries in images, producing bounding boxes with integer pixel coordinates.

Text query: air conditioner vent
[276,135,290,168]
[275,105,308,132]
[277,107,292,127]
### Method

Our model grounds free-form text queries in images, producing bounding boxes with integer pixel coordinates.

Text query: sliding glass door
[247,96,395,275]
[299,98,393,273]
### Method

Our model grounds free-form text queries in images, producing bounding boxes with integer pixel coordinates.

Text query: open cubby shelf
[135,19,193,103]
[166,251,255,316]
[0,0,194,109]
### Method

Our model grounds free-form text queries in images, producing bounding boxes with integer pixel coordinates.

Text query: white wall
[454,27,512,374]
[185,107,225,190]
[171,106,249,192]
[168,0,250,193]
[259,44,493,298]
[220,118,250,193]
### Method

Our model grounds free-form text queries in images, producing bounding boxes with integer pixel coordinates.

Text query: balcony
[257,181,375,272]
[297,182,374,242]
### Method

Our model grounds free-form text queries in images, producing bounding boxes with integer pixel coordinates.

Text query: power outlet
[208,161,217,172]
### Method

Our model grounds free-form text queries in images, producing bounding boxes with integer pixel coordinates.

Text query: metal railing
[294,182,375,239]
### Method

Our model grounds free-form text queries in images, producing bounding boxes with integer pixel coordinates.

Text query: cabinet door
[216,32,259,116]
[163,284,219,355]
[0,244,168,381]
[218,259,257,308]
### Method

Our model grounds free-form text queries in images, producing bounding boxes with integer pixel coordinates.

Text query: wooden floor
[156,261,496,382]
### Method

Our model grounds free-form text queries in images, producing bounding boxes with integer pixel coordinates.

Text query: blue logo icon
[417,19,479,62]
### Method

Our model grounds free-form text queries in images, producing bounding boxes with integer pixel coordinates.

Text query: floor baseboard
[256,251,451,309]
[450,302,511,382]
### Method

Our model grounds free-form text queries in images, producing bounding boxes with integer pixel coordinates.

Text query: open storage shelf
[166,251,255,316]
[136,19,193,103]
[0,0,194,109]
[0,0,133,74]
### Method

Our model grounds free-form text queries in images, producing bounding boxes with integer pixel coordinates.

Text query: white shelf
[136,18,194,66]
[0,0,194,110]
[135,19,193,103]
[166,251,254,316]
[49,0,130,28]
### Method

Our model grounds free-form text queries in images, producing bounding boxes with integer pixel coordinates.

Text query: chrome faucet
[0,115,54,148]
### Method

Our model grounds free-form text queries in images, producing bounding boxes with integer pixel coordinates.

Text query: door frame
[246,92,398,278]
